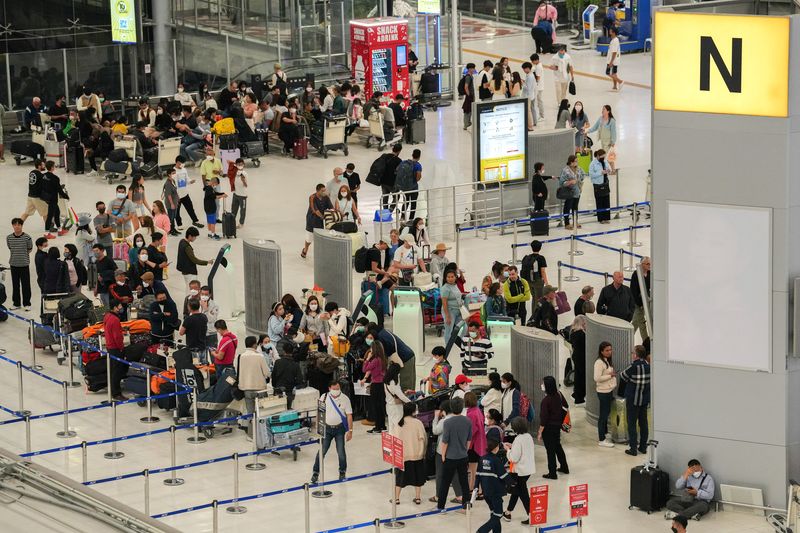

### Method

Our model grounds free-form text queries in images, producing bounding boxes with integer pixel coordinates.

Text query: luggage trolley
[310,114,349,158]
[365,107,399,151]
[102,137,141,184]
[156,137,181,178]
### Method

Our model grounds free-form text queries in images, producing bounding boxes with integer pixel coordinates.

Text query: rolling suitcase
[629,441,670,513]
[291,387,320,413]
[268,410,302,433]
[331,221,358,234]
[610,397,629,443]
[293,138,309,159]
[222,198,236,239]
[65,144,85,174]
[85,373,108,392]
[240,140,265,158]
[121,375,149,396]
[403,118,426,144]
[530,208,549,236]
[30,325,58,350]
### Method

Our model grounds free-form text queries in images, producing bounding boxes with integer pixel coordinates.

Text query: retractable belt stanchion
[374,518,381,531]
[81,441,88,483]
[100,336,112,405]
[56,381,76,438]
[16,361,30,416]
[511,219,519,266]
[66,335,80,388]
[619,248,625,273]
[604,272,610,286]
[212,500,219,532]
[163,425,185,486]
[104,401,124,459]
[29,318,43,370]
[577,518,583,532]
[312,434,333,498]
[557,262,563,291]
[139,368,159,423]
[24,415,31,453]
[568,221,583,256]
[143,469,150,516]
[466,488,477,532]
[384,466,404,529]
[613,169,621,219]
[624,242,636,273]
[246,395,265,471]
[187,384,207,444]
[625,203,642,247]
[564,257,580,283]
[225,453,247,514]
[304,483,311,533]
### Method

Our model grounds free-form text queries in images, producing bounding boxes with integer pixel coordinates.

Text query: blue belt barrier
[318,505,463,533]
[150,468,392,519]
[0,403,20,417]
[559,262,631,283]
[576,235,646,259]
[0,352,65,386]
[511,224,651,248]
[540,520,580,531]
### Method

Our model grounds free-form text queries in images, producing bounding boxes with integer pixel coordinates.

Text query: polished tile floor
[0,18,775,533]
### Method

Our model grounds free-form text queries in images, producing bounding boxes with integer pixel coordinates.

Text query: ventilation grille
[313,229,353,310]
[243,239,282,336]
[511,325,560,429]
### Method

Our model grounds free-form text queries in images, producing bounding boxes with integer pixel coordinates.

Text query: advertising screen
[111,0,138,43]
[475,98,528,182]
[418,0,442,15]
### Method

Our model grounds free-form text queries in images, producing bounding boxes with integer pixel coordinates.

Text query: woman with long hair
[361,337,388,433]
[594,341,617,447]
[128,174,151,229]
[384,361,412,433]
[558,154,584,230]
[503,416,535,524]
[570,101,589,151]
[480,372,504,414]
[150,200,171,244]
[538,375,569,479]
[281,293,303,334]
[62,243,87,293]
[586,104,617,154]
[299,295,328,346]
[490,68,508,101]
[334,185,361,223]
[569,315,588,404]
[555,98,571,129]
[510,72,524,97]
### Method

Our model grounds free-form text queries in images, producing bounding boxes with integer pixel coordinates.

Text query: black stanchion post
[16,361,30,416]
[225,453,247,514]
[24,415,31,453]
[140,368,159,423]
[56,381,76,438]
[81,441,88,483]
[103,401,124,459]
[66,335,80,388]
[163,425,185,486]
[187,384,207,444]
[143,469,150,515]
[29,318,43,370]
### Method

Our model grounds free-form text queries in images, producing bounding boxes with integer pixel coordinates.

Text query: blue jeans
[312,424,347,475]
[597,391,613,441]
[444,311,462,346]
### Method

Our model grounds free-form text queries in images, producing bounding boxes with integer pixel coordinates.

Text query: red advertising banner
[381,432,405,470]
[569,484,589,518]
[529,485,549,525]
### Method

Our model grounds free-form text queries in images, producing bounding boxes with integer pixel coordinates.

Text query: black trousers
[369,380,386,430]
[563,197,579,226]
[10,265,32,307]
[533,195,546,211]
[572,354,586,403]
[508,305,527,327]
[438,457,470,509]
[594,185,611,221]
[542,425,568,475]
[506,473,530,513]
[175,195,199,225]
[108,348,127,396]
[45,201,60,231]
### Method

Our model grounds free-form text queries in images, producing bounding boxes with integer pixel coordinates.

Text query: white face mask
[116,280,125,286]
[501,382,510,389]
[237,165,244,170]
[309,304,318,311]
[142,282,150,288]
[206,155,214,161]
[140,254,148,262]
[468,331,477,339]
[330,389,341,398]
[418,224,425,230]
[200,295,210,301]
[116,193,126,199]
[461,384,470,392]
[575,105,582,112]
[178,87,184,93]
[692,471,702,478]
[540,384,546,392]
[189,289,199,296]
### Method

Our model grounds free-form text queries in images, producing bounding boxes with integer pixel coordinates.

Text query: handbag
[560,392,571,432]
[595,177,611,197]
[568,80,576,95]
[231,355,245,400]
[556,185,572,200]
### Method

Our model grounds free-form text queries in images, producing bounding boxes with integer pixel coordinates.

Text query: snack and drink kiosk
[350,17,411,102]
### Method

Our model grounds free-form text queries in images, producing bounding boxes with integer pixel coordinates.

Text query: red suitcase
[293,138,309,159]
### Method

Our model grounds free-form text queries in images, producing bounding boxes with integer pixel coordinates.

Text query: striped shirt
[6,232,33,267]
[459,335,494,375]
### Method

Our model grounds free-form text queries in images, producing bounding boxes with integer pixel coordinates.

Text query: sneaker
[9,305,20,311]
[625,449,638,456]
[192,222,204,228]
[366,428,383,434]
[339,472,346,481]
[57,229,68,236]
[213,234,221,240]
[638,447,648,454]
[664,511,677,520]
[176,225,185,231]
[521,519,530,525]
[44,233,56,240]
[691,514,701,521]
[310,473,319,484]
[599,440,615,448]
[502,512,511,522]
[87,170,99,177]
[169,230,180,236]
[207,233,213,238]
[23,306,31,312]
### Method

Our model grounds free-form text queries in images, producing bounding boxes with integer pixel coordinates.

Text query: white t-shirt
[321,392,353,427]
[551,53,573,83]
[534,63,545,92]
[608,37,621,66]
[175,167,191,198]
[393,244,421,269]
[234,169,248,197]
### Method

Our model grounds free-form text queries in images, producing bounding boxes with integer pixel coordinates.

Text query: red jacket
[104,311,124,350]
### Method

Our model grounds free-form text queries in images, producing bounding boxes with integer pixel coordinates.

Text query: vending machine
[350,17,410,102]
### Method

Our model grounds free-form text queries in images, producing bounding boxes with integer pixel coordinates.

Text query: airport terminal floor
[0,18,775,533]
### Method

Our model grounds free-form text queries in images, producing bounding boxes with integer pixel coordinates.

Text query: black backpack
[366,155,387,186]
[354,247,371,273]
[457,74,469,96]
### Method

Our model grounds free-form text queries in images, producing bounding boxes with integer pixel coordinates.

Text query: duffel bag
[58,293,92,320]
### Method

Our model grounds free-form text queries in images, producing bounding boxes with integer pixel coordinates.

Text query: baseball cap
[455,374,472,385]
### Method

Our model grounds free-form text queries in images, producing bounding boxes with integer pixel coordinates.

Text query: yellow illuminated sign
[654,12,789,117]
[111,0,137,44]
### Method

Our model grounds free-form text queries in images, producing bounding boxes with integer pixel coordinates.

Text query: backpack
[395,159,415,192]
[457,74,469,96]
[354,247,371,273]
[519,391,534,422]
[273,75,287,95]
[212,117,235,135]
[366,155,387,186]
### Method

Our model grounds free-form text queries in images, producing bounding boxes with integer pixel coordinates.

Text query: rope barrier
[459,201,650,233]
[510,224,651,248]
[0,352,64,386]
[85,438,318,486]
[150,468,393,519]
[560,262,632,282]
[317,505,463,533]
[576,236,645,259]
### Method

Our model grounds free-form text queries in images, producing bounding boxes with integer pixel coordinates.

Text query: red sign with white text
[529,485,549,525]
[569,484,589,518]
[381,431,404,470]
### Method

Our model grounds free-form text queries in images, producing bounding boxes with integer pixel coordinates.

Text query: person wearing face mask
[174,82,196,108]
[228,158,249,228]
[546,45,574,104]
[665,460,715,521]
[589,149,612,223]
[559,154,584,230]
[343,163,361,204]
[126,244,154,292]
[128,234,148,268]
[279,102,301,154]
[594,341,617,448]
[299,295,329,346]
[199,146,223,186]
[464,392,487,495]
[234,336,271,438]
[458,321,494,378]
[670,515,688,533]
[452,374,472,400]
[503,265,531,326]
[384,362,413,433]
[108,185,136,238]
[176,227,210,288]
[302,184,333,259]
[108,270,133,319]
[182,279,202,318]
[42,247,69,300]
[327,167,349,199]
[76,213,96,266]
[500,372,534,427]
[271,63,288,95]
[409,217,429,247]
[149,290,180,345]
[334,185,360,225]
[324,301,351,355]
[61,244,86,294]
[137,271,170,300]
[424,346,451,393]
[271,339,304,408]
[104,299,127,401]
[311,380,353,484]
[267,302,293,363]
[92,244,117,307]
[280,293,304,335]
[361,337,388,433]
[571,102,589,151]
[198,286,220,351]
[537,375,570,481]
[502,416,536,524]
[75,86,102,117]
[145,232,169,281]
[180,298,209,362]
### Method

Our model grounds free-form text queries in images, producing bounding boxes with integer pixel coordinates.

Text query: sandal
[389,499,400,504]
[450,497,462,504]
[300,250,307,259]
[413,498,421,505]
[428,496,438,503]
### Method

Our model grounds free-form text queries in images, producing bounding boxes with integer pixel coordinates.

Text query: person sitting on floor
[665,459,715,522]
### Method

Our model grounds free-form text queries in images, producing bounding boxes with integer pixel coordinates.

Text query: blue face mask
[365,338,374,346]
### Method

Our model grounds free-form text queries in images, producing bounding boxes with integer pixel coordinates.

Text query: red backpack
[518,391,534,422]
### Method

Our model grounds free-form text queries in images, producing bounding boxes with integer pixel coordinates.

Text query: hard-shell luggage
[268,410,302,434]
[293,138,309,159]
[30,325,58,350]
[85,372,108,392]
[610,397,628,443]
[65,144,85,174]
[530,209,549,236]
[292,387,320,413]
[222,211,236,239]
[255,415,273,449]
[121,375,149,396]
[272,427,311,447]
[630,442,669,513]
[84,356,107,377]
[403,118,426,144]
[240,140,265,158]
[139,161,159,178]
[11,140,45,164]
[112,240,129,262]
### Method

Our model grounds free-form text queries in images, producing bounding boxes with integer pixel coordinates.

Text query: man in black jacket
[34,237,49,292]
[20,159,47,224]
[379,144,403,211]
[531,285,558,334]
[597,271,636,322]
[149,290,180,345]
[146,232,169,281]
[92,243,118,308]
[629,257,651,341]
[176,227,210,289]
[272,339,304,409]
[41,160,69,238]
[520,240,549,313]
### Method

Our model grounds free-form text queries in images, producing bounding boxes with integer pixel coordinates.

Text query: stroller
[193,366,241,438]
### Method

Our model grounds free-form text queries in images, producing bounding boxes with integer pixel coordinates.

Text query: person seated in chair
[388,94,408,129]
[665,459,715,522]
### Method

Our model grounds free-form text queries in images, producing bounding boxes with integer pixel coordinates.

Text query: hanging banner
[111,0,138,43]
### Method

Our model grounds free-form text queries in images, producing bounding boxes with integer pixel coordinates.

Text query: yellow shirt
[199,157,223,183]
[111,123,128,136]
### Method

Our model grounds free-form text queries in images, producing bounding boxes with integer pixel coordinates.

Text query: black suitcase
[66,145,85,174]
[11,140,45,164]
[101,159,132,175]
[331,221,358,234]
[630,466,670,513]
[157,382,177,410]
[85,372,107,392]
[240,140,265,158]
[424,434,437,479]
[139,161,159,178]
[403,118,426,144]
[107,148,129,163]
[219,134,238,151]
[121,375,149,396]
[222,211,236,238]
[84,356,107,376]
[530,209,549,236]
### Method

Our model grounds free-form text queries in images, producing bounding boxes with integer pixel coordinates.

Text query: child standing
[477,438,508,533]
[203,177,227,240]
[424,346,451,394]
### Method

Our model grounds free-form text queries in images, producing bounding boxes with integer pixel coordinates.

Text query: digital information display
[111,0,138,43]
[474,98,528,182]
[418,0,442,15]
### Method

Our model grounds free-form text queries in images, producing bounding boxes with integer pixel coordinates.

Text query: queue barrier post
[245,395,265,471]
[103,401,125,459]
[163,425,185,486]
[24,415,31,453]
[568,223,583,257]
[304,483,311,533]
[56,381,76,438]
[103,337,112,405]
[374,518,381,531]
[143,469,150,516]
[312,434,333,498]
[384,466,404,529]
[187,385,207,444]
[212,500,219,532]
[140,368,160,423]
[563,258,580,283]
[66,335,80,388]
[625,203,642,248]
[604,272,610,286]
[613,169,621,219]
[618,248,624,273]
[511,219,519,266]
[455,223,461,266]
[577,518,583,532]
[624,241,636,273]
[29,318,43,371]
[81,441,88,483]
[225,453,247,514]
[16,361,30,417]
[557,261,562,291]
